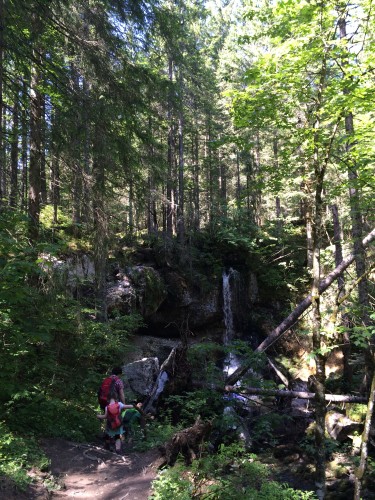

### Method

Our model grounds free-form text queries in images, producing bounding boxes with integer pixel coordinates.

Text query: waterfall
[223,269,235,345]
[222,268,240,377]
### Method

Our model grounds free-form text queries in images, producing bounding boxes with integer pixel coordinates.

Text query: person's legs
[104,434,111,450]
[115,433,123,454]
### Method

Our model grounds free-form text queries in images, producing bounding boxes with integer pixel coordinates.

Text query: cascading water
[222,269,252,447]
[222,269,235,344]
[222,268,240,377]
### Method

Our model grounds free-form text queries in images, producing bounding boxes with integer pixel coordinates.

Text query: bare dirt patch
[0,438,163,500]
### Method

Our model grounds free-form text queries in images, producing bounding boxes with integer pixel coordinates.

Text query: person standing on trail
[98,366,125,411]
[97,389,134,454]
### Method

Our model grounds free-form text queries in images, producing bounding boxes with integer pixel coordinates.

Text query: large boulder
[122,357,160,400]
[107,266,167,318]
[326,411,363,441]
[106,273,137,315]
[38,253,95,293]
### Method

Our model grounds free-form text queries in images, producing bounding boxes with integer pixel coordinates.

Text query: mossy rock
[327,459,349,479]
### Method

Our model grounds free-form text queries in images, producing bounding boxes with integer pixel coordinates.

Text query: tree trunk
[339,16,372,393]
[40,94,47,205]
[273,136,283,236]
[177,106,184,244]
[311,111,326,500]
[92,115,108,321]
[193,131,200,230]
[1,107,6,201]
[246,151,254,223]
[224,386,367,403]
[21,79,28,213]
[206,119,214,224]
[330,204,352,388]
[71,64,82,233]
[354,357,375,499]
[50,107,60,224]
[306,199,313,269]
[0,0,4,206]
[81,75,90,224]
[147,114,157,236]
[253,132,262,225]
[10,88,19,208]
[128,176,134,241]
[166,57,174,238]
[236,150,241,209]
[28,35,43,241]
[338,17,369,320]
[301,179,313,268]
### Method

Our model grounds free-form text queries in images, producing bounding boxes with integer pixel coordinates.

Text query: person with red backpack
[97,389,134,454]
[98,366,125,411]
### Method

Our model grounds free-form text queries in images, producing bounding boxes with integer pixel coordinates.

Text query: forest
[0,0,374,498]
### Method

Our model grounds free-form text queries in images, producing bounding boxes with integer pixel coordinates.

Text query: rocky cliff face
[40,252,224,339]
[39,251,265,357]
[107,265,223,338]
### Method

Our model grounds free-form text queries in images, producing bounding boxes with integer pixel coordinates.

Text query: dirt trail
[0,438,163,500]
[43,438,163,500]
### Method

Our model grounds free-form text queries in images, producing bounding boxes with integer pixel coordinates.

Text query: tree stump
[161,416,212,466]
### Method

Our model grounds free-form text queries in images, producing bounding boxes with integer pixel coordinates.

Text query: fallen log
[226,227,375,386]
[225,385,367,403]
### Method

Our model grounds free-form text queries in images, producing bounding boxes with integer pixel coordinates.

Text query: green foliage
[166,390,224,427]
[132,420,178,453]
[4,391,99,442]
[0,422,49,490]
[187,342,225,385]
[39,205,91,252]
[0,209,144,486]
[150,464,193,500]
[251,413,289,450]
[40,205,71,230]
[210,213,259,253]
[339,319,375,349]
[300,435,340,461]
[151,444,317,499]
[346,404,367,423]
[78,313,143,374]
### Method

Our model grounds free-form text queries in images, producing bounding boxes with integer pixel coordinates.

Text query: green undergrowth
[0,390,101,491]
[3,391,99,443]
[0,421,49,491]
[150,443,317,500]
[131,420,179,452]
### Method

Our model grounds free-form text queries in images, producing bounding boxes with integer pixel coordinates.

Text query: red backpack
[107,402,122,430]
[98,376,118,408]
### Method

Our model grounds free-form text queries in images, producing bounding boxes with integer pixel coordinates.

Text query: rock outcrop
[122,357,160,400]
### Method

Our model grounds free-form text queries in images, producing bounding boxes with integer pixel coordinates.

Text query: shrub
[4,391,99,441]
[0,421,49,491]
[151,443,317,499]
